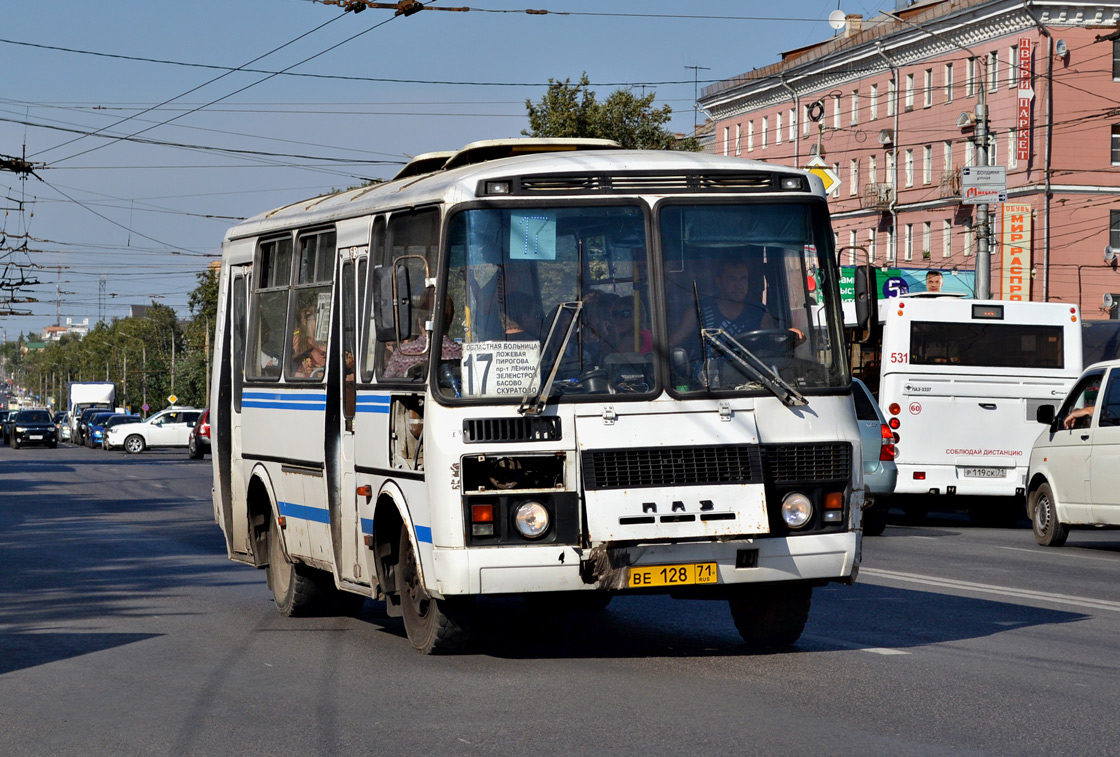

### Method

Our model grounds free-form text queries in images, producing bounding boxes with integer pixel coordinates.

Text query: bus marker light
[824,492,843,510]
[471,504,494,522]
[888,417,900,429]
[277,515,287,529]
[356,485,373,499]
[913,472,926,480]
[888,403,901,415]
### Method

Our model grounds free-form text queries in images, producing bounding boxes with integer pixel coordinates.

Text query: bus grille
[581,443,851,490]
[513,171,776,195]
[463,416,562,444]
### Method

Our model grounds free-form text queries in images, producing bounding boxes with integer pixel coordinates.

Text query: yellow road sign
[167,394,178,405]
[804,155,841,195]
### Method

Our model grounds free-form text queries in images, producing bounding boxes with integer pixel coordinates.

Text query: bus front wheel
[398,530,472,654]
[728,583,812,651]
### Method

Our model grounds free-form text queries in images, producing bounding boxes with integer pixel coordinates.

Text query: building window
[943,219,952,258]
[965,141,975,167]
[1009,45,1018,89]
[988,51,998,92]
[869,155,877,185]
[923,222,931,260]
[966,58,976,97]
[870,83,879,120]
[904,224,913,261]
[987,133,997,167]
[904,149,914,187]
[886,151,895,186]
[832,162,841,198]
[851,90,860,125]
[944,140,953,171]
[1112,125,1120,165]
[734,124,741,156]
[849,230,858,265]
[1008,128,1017,169]
[924,68,933,107]
[868,229,877,263]
[789,108,797,141]
[776,113,783,144]
[723,127,730,156]
[944,63,954,103]
[748,121,754,152]
[923,145,932,184]
[888,78,896,116]
[1114,39,1120,79]
[849,158,859,196]
[963,219,973,256]
[905,73,915,110]
[762,116,768,149]
[1111,209,1120,249]
[887,228,896,264]
[804,104,812,136]
[833,95,842,128]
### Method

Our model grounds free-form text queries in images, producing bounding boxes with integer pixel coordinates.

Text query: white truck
[68,382,116,443]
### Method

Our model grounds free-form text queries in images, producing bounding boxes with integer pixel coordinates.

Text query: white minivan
[1026,359,1120,546]
[107,406,203,454]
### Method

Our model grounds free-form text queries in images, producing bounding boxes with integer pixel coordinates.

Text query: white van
[1027,359,1120,546]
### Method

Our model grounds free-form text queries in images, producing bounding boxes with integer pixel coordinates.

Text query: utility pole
[685,65,710,135]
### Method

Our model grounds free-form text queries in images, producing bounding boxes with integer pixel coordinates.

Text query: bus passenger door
[336,258,365,584]
[216,267,252,561]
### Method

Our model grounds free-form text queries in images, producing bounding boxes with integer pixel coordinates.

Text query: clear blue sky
[0,0,888,339]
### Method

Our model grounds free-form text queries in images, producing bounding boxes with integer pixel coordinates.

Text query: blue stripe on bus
[244,391,328,401]
[415,525,433,543]
[277,500,330,524]
[243,400,326,411]
[355,394,390,414]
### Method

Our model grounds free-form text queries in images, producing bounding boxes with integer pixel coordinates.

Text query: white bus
[210,139,865,653]
[877,297,1082,524]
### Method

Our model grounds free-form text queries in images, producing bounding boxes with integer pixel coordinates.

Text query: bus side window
[246,237,293,381]
[232,273,246,412]
[287,229,336,382]
[341,260,357,422]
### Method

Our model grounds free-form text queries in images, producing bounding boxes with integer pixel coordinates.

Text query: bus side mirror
[373,265,413,342]
[1036,404,1056,425]
[853,264,879,345]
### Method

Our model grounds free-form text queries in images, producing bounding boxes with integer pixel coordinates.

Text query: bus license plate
[628,562,718,588]
[962,467,1006,478]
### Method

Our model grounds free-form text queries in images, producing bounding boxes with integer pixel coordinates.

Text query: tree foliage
[524,73,700,152]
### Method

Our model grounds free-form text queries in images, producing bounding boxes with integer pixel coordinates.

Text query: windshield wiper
[701,328,808,407]
[519,301,583,415]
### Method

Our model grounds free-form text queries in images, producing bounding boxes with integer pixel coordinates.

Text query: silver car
[853,378,898,536]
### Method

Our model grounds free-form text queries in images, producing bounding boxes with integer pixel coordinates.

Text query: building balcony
[860,183,893,210]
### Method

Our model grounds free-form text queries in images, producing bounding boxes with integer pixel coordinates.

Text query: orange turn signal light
[356,485,373,498]
[824,492,844,510]
[472,504,494,523]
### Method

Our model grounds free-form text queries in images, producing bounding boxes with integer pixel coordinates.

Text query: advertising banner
[1000,203,1032,301]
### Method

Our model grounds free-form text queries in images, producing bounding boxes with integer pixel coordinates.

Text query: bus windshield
[910,321,1065,369]
[439,200,845,402]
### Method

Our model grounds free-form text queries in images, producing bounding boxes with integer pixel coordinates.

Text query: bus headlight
[781,492,813,529]
[513,500,550,539]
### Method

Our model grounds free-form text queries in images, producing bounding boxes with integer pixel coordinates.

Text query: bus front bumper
[428,531,859,597]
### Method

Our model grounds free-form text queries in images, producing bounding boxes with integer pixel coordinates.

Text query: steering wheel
[732,328,797,355]
[310,366,326,380]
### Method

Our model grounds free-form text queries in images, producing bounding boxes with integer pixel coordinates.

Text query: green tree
[524,73,700,151]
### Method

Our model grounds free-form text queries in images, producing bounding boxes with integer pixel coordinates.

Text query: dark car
[0,410,13,444]
[76,406,111,445]
[101,414,143,450]
[187,408,211,459]
[86,411,119,448]
[10,409,58,449]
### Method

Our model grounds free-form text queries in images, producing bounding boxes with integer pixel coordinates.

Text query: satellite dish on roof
[1104,293,1115,310]
[1106,245,1117,263]
[828,9,847,30]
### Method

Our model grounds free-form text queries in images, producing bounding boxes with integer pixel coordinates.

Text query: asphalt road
[3,441,1120,756]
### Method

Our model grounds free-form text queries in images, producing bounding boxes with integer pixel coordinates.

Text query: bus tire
[124,434,145,454]
[1030,483,1068,547]
[267,517,326,616]
[398,530,472,654]
[729,583,812,650]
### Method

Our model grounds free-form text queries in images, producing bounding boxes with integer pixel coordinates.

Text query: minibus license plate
[628,562,717,588]
[962,467,1005,478]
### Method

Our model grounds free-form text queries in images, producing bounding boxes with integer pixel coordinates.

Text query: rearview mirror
[1036,404,1055,425]
[372,264,412,343]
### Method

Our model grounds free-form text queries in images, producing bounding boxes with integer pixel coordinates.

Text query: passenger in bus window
[383,298,462,379]
[502,292,544,341]
[292,305,326,379]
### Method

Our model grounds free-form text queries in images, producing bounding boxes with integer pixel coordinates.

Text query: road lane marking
[802,635,911,655]
[860,567,1120,613]
[996,545,1120,564]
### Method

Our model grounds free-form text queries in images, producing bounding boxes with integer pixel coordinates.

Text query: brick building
[699,0,1120,317]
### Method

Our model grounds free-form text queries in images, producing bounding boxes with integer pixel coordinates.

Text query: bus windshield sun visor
[701,328,808,407]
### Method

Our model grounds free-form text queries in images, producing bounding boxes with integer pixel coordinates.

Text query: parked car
[853,378,898,536]
[9,408,58,449]
[1027,359,1120,546]
[85,411,117,448]
[101,414,144,450]
[54,411,71,441]
[187,408,211,459]
[106,406,203,453]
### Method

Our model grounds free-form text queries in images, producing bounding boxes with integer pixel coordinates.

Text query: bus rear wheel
[398,530,472,654]
[267,518,327,616]
[728,583,812,650]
